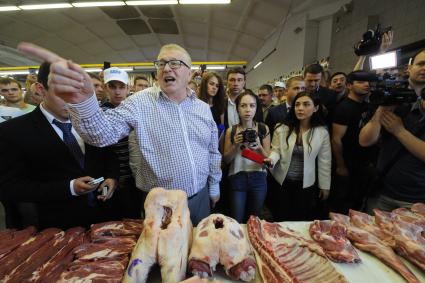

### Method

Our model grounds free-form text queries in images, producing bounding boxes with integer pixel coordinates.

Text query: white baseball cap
[274,81,286,88]
[103,67,129,85]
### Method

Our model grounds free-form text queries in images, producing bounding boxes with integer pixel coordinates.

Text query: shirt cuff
[208,183,220,197]
[70,179,78,196]
[68,93,99,119]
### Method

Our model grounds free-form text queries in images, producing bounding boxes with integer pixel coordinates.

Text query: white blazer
[269,125,331,190]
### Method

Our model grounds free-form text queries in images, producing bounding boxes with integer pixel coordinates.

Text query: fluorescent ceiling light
[0,71,30,75]
[253,61,262,69]
[0,6,21,11]
[179,0,231,4]
[119,67,134,71]
[126,0,178,5]
[85,68,103,73]
[72,1,125,7]
[370,51,397,70]
[19,3,73,10]
[207,66,225,70]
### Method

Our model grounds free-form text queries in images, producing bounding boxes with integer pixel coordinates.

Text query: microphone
[241,148,271,168]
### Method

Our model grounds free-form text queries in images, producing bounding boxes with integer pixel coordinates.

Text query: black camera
[354,24,392,56]
[242,128,257,143]
[369,74,419,106]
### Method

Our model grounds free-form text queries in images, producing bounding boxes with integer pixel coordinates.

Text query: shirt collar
[158,87,196,104]
[40,103,71,124]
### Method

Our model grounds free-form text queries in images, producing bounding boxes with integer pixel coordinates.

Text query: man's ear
[35,82,46,94]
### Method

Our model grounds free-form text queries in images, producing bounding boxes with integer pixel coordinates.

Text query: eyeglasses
[0,88,19,94]
[153,60,190,70]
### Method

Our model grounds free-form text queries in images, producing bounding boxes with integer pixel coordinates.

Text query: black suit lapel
[30,107,84,170]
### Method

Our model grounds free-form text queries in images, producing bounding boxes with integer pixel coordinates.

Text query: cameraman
[359,49,425,211]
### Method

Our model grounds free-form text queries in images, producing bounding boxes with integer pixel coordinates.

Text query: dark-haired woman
[199,72,225,132]
[265,92,331,221]
[223,90,270,223]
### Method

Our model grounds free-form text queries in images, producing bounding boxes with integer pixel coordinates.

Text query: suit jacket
[269,125,331,190]
[0,107,120,229]
[265,103,289,139]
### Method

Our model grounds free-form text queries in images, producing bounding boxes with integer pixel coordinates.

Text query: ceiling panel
[0,0,342,67]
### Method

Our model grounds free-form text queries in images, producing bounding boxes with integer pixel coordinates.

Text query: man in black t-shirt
[330,71,376,212]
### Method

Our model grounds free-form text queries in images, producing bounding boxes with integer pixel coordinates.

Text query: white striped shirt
[68,86,222,197]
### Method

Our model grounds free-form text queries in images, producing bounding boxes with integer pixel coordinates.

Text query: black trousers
[271,179,318,222]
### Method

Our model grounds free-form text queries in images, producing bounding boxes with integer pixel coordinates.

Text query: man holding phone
[0,62,120,229]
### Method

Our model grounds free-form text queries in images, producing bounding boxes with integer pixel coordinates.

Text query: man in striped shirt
[18,43,222,226]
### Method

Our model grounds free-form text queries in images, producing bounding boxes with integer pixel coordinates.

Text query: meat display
[330,212,420,283]
[309,220,361,263]
[392,219,425,272]
[188,214,256,281]
[90,219,143,239]
[392,208,425,228]
[349,209,395,247]
[24,227,86,283]
[247,216,348,283]
[411,203,425,218]
[0,228,61,280]
[124,187,192,283]
[0,226,36,260]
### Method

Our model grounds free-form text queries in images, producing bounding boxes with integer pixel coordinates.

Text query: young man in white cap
[102,67,130,108]
[101,67,143,219]
[273,81,286,103]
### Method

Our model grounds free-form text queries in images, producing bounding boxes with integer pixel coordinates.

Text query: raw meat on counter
[0,228,61,281]
[188,214,256,281]
[392,218,425,272]
[0,226,36,260]
[411,203,425,218]
[24,227,86,283]
[124,187,192,283]
[247,216,348,283]
[90,219,143,239]
[330,212,420,283]
[392,208,425,228]
[349,209,395,247]
[309,220,361,263]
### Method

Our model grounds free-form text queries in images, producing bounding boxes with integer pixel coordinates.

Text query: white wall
[246,0,352,89]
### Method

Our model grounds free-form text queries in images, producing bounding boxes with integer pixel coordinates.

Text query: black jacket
[0,107,119,229]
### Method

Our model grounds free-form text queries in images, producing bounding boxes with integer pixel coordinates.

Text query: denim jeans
[229,171,267,223]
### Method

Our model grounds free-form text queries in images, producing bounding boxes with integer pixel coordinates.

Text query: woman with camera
[265,91,331,221]
[223,90,270,223]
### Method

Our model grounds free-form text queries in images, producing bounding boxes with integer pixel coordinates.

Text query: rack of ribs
[123,187,192,283]
[188,214,256,281]
[247,216,348,283]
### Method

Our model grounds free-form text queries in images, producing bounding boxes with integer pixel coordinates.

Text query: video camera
[354,24,392,56]
[369,73,420,106]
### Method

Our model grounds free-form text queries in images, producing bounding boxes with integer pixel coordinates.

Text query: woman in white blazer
[265,91,331,221]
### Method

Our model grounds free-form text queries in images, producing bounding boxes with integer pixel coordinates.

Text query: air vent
[101,6,140,19]
[139,6,173,18]
[117,19,150,35]
[148,19,178,34]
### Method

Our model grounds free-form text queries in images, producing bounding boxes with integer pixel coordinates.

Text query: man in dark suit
[304,63,338,127]
[265,76,305,139]
[0,62,119,230]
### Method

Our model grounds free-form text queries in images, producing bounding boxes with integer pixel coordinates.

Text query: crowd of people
[0,38,424,230]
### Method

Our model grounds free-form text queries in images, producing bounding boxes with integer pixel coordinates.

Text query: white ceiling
[0,0,337,66]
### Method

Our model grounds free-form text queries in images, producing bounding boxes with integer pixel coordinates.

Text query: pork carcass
[124,187,192,283]
[188,214,256,281]
[247,216,348,283]
[309,220,361,263]
[330,212,420,283]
